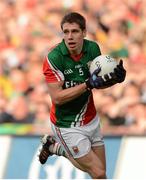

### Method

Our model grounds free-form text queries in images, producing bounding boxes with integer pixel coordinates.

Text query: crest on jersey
[72,146,79,154]
[87,61,92,69]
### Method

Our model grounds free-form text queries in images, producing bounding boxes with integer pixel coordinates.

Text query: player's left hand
[85,60,126,90]
[109,60,126,83]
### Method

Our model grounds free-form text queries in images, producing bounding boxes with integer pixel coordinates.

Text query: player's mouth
[68,42,76,48]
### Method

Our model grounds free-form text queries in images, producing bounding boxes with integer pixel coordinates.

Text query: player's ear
[83,29,86,37]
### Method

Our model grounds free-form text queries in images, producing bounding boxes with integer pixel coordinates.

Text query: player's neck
[70,52,83,62]
[69,48,82,56]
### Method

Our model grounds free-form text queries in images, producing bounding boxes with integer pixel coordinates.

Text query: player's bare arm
[47,81,87,105]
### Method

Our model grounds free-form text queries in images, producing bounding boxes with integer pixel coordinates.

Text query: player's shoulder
[45,42,64,68]
[84,39,99,47]
[84,39,101,56]
[47,43,61,58]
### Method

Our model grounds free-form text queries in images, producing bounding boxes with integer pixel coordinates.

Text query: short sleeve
[90,42,102,58]
[43,56,64,83]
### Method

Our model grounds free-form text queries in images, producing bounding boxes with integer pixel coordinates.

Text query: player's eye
[72,29,79,33]
[63,30,69,34]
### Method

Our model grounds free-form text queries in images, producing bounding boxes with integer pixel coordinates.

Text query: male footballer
[39,12,126,178]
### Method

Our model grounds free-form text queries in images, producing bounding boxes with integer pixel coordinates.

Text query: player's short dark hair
[60,12,86,31]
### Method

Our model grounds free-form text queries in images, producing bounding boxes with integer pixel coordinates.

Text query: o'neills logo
[87,61,92,68]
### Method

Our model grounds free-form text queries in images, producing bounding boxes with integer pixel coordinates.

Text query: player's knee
[87,167,106,179]
[96,169,106,179]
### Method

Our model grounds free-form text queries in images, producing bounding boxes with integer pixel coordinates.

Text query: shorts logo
[72,146,79,154]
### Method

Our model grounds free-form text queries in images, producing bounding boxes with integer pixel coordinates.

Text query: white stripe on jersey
[46,56,64,81]
[71,95,90,127]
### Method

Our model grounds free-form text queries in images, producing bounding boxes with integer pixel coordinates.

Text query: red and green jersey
[43,39,101,128]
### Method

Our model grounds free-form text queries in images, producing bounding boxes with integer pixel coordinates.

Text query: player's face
[62,22,86,55]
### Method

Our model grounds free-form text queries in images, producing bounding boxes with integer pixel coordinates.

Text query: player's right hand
[85,67,119,90]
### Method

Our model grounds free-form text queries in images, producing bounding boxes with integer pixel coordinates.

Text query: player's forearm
[52,83,88,105]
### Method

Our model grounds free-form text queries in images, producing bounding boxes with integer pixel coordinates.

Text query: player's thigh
[92,145,106,170]
[75,148,105,172]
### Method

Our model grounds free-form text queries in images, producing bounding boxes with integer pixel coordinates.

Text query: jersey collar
[60,39,87,55]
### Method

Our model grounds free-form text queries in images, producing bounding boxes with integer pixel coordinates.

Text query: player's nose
[68,32,73,39]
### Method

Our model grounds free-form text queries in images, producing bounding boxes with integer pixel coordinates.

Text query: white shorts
[50,115,104,158]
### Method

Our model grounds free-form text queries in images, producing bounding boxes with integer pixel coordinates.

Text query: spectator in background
[32,101,52,135]
[0,88,9,123]
[0,95,35,124]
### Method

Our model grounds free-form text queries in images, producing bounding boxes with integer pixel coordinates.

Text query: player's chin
[68,45,76,50]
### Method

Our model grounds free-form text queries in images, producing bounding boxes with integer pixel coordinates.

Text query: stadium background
[0,0,146,179]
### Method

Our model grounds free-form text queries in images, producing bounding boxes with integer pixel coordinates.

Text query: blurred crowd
[0,0,146,135]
